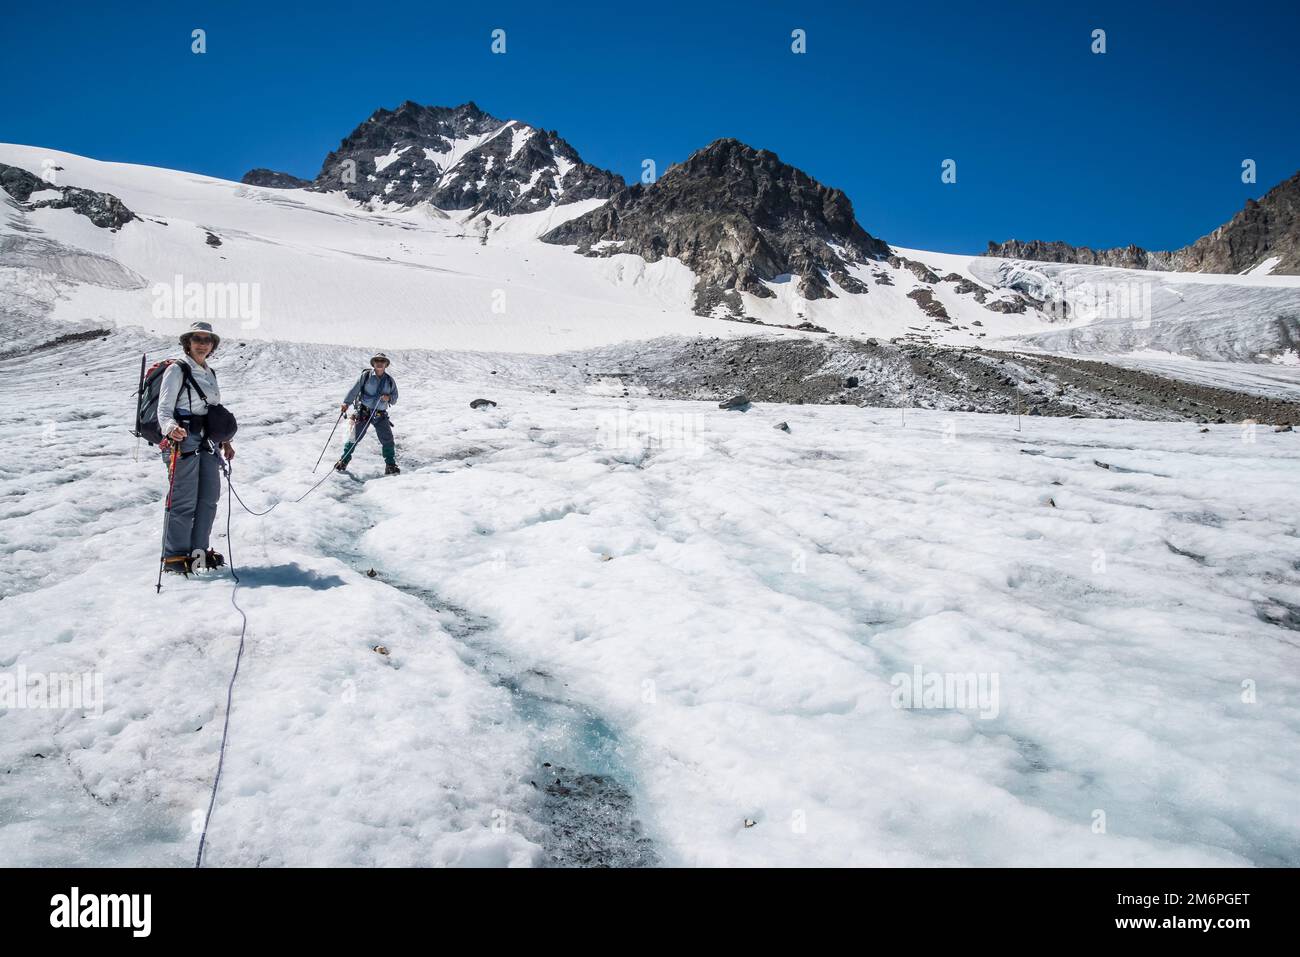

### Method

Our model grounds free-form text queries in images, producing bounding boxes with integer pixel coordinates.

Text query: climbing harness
[333,393,388,471]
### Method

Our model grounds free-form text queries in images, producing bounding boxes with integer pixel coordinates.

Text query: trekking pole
[133,354,146,463]
[157,443,180,593]
[312,408,347,473]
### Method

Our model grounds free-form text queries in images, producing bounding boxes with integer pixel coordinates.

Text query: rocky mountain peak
[541,137,888,316]
[303,101,623,215]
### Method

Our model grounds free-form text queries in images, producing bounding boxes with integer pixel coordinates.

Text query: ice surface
[2,331,1297,866]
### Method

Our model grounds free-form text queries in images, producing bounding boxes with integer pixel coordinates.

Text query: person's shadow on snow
[228,563,345,590]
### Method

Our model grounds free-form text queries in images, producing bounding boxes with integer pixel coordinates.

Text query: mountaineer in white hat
[335,351,400,475]
[156,321,237,575]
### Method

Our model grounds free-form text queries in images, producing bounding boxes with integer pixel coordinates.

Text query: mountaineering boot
[203,548,225,569]
[162,555,192,576]
[334,458,350,472]
[385,462,401,475]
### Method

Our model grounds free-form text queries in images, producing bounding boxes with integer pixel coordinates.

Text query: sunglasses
[189,335,214,344]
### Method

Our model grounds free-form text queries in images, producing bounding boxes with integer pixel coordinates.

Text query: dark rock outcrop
[31,187,137,230]
[241,168,311,189]
[986,169,1300,275]
[1174,171,1300,274]
[0,163,51,202]
[984,297,1027,314]
[907,289,950,322]
[0,164,136,230]
[541,138,888,316]
[942,274,987,301]
[310,100,622,215]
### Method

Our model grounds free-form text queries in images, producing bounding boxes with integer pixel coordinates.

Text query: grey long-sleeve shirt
[157,355,221,437]
[343,370,398,411]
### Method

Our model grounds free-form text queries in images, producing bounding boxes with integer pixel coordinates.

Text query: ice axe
[157,443,181,592]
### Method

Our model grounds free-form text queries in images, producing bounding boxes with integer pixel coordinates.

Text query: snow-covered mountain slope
[3,142,1299,366]
[0,143,714,353]
[3,329,1298,866]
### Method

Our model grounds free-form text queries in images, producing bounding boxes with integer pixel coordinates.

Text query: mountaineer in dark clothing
[336,351,400,475]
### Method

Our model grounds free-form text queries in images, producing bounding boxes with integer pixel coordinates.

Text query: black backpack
[132,355,237,446]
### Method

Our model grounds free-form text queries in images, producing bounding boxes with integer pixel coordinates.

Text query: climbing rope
[194,460,246,868]
[191,404,384,864]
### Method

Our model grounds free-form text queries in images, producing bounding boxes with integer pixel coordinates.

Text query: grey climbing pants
[161,437,221,558]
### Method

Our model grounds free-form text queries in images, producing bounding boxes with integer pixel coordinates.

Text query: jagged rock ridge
[987,170,1300,275]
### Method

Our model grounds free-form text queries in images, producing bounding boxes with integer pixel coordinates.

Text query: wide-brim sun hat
[180,321,221,349]
[370,351,391,364]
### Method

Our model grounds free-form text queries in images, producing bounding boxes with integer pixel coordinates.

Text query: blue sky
[3,0,1297,254]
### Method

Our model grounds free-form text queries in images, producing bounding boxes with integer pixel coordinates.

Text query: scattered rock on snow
[470,398,498,410]
[774,421,790,432]
[889,255,941,284]
[718,394,751,410]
